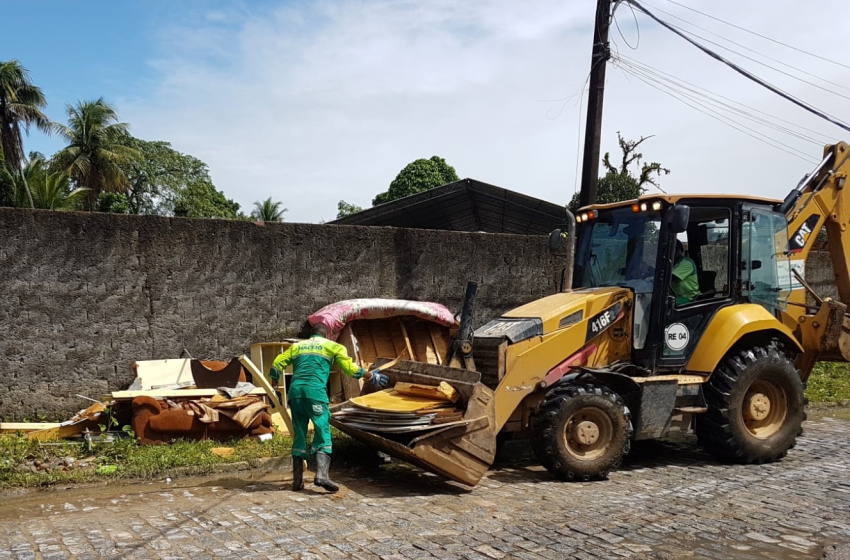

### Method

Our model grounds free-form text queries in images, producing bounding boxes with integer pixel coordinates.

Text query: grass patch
[0,433,293,490]
[807,362,850,404]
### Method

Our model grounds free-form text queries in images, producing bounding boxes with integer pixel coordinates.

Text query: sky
[4,0,850,223]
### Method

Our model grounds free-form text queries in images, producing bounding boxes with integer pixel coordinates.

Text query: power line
[641,0,850,97]
[617,55,837,145]
[613,58,820,163]
[626,0,850,134]
[656,0,850,71]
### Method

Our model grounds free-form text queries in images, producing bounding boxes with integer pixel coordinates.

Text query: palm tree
[52,98,140,210]
[23,152,88,210]
[0,60,51,207]
[251,197,287,222]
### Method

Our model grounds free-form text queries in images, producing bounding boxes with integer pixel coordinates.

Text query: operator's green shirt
[672,256,699,305]
[272,334,365,403]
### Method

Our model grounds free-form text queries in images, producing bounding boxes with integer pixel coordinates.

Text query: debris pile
[333,381,466,433]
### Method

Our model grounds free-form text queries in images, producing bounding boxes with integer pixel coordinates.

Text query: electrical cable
[626,0,850,134]
[654,17,850,102]
[656,0,850,71]
[641,0,850,96]
[617,55,836,146]
[612,0,640,50]
[612,56,821,163]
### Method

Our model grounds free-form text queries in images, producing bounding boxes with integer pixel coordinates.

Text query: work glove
[370,370,390,389]
[269,367,282,384]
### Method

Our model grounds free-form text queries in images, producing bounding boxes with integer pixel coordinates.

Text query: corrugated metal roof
[330,178,567,235]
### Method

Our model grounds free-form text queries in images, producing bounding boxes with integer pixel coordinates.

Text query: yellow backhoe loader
[332,142,850,486]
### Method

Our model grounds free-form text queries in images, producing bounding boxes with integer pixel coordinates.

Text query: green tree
[251,197,287,222]
[372,156,459,206]
[98,192,130,214]
[173,180,242,219]
[569,133,669,213]
[336,200,363,218]
[52,98,140,210]
[12,152,88,210]
[0,60,51,207]
[116,134,215,215]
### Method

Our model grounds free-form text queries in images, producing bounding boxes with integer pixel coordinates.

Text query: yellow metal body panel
[502,288,624,333]
[686,304,802,374]
[493,289,633,430]
[579,193,780,213]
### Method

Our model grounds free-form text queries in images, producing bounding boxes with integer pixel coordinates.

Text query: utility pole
[579,0,612,207]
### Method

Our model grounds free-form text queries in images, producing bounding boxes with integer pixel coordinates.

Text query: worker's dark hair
[311,323,329,337]
[675,239,684,252]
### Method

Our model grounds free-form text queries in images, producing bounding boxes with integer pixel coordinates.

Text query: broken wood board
[26,402,107,441]
[349,389,456,413]
[394,381,459,403]
[131,359,195,390]
[239,355,294,437]
[0,422,61,433]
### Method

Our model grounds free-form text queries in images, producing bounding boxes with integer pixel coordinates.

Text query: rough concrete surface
[0,209,562,420]
[0,414,847,559]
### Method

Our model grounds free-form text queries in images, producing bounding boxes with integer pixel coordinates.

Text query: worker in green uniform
[270,323,388,492]
[671,240,699,305]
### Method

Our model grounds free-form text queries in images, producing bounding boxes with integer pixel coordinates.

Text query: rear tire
[530,384,631,481]
[696,341,805,463]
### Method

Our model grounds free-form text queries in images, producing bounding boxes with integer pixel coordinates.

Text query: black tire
[530,384,632,481]
[696,341,805,463]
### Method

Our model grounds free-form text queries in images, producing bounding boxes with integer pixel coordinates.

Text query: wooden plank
[427,323,444,365]
[132,359,194,390]
[238,355,294,436]
[497,340,508,381]
[111,387,267,399]
[395,381,459,403]
[336,325,364,400]
[1,422,61,433]
[398,318,415,363]
[27,420,101,441]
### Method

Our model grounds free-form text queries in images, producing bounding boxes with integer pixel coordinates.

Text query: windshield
[575,207,662,294]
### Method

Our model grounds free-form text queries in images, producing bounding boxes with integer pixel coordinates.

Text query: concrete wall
[0,209,563,420]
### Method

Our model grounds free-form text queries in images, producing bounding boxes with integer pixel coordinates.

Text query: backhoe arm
[783,142,850,304]
[781,142,850,377]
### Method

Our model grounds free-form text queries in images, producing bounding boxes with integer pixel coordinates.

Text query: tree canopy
[51,98,140,210]
[173,180,242,219]
[251,197,287,222]
[0,60,51,176]
[336,200,363,219]
[115,134,216,216]
[568,133,669,213]
[372,156,459,206]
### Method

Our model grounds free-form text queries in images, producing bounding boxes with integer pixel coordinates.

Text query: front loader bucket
[330,361,497,487]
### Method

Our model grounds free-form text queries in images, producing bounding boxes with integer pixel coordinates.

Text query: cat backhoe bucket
[330,361,497,486]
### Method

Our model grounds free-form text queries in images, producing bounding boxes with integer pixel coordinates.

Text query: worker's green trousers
[289,398,332,459]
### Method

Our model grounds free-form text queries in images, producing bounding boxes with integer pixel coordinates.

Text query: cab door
[656,205,735,369]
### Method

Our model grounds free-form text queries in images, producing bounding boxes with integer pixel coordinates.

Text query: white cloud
[121,0,850,222]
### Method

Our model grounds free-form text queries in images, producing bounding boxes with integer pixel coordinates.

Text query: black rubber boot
[292,457,304,491]
[313,452,339,493]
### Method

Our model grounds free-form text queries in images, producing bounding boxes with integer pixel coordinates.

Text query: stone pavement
[0,415,848,560]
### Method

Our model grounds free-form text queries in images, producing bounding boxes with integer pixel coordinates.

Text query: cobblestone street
[0,414,848,560]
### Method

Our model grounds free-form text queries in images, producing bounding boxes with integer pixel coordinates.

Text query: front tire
[696,342,805,463]
[530,384,632,481]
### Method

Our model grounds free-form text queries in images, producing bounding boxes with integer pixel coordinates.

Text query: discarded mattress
[308,299,457,341]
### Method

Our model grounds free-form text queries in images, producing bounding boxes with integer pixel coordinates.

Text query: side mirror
[548,228,567,251]
[669,204,690,234]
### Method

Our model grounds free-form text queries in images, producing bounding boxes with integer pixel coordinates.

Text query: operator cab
[573,195,794,372]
